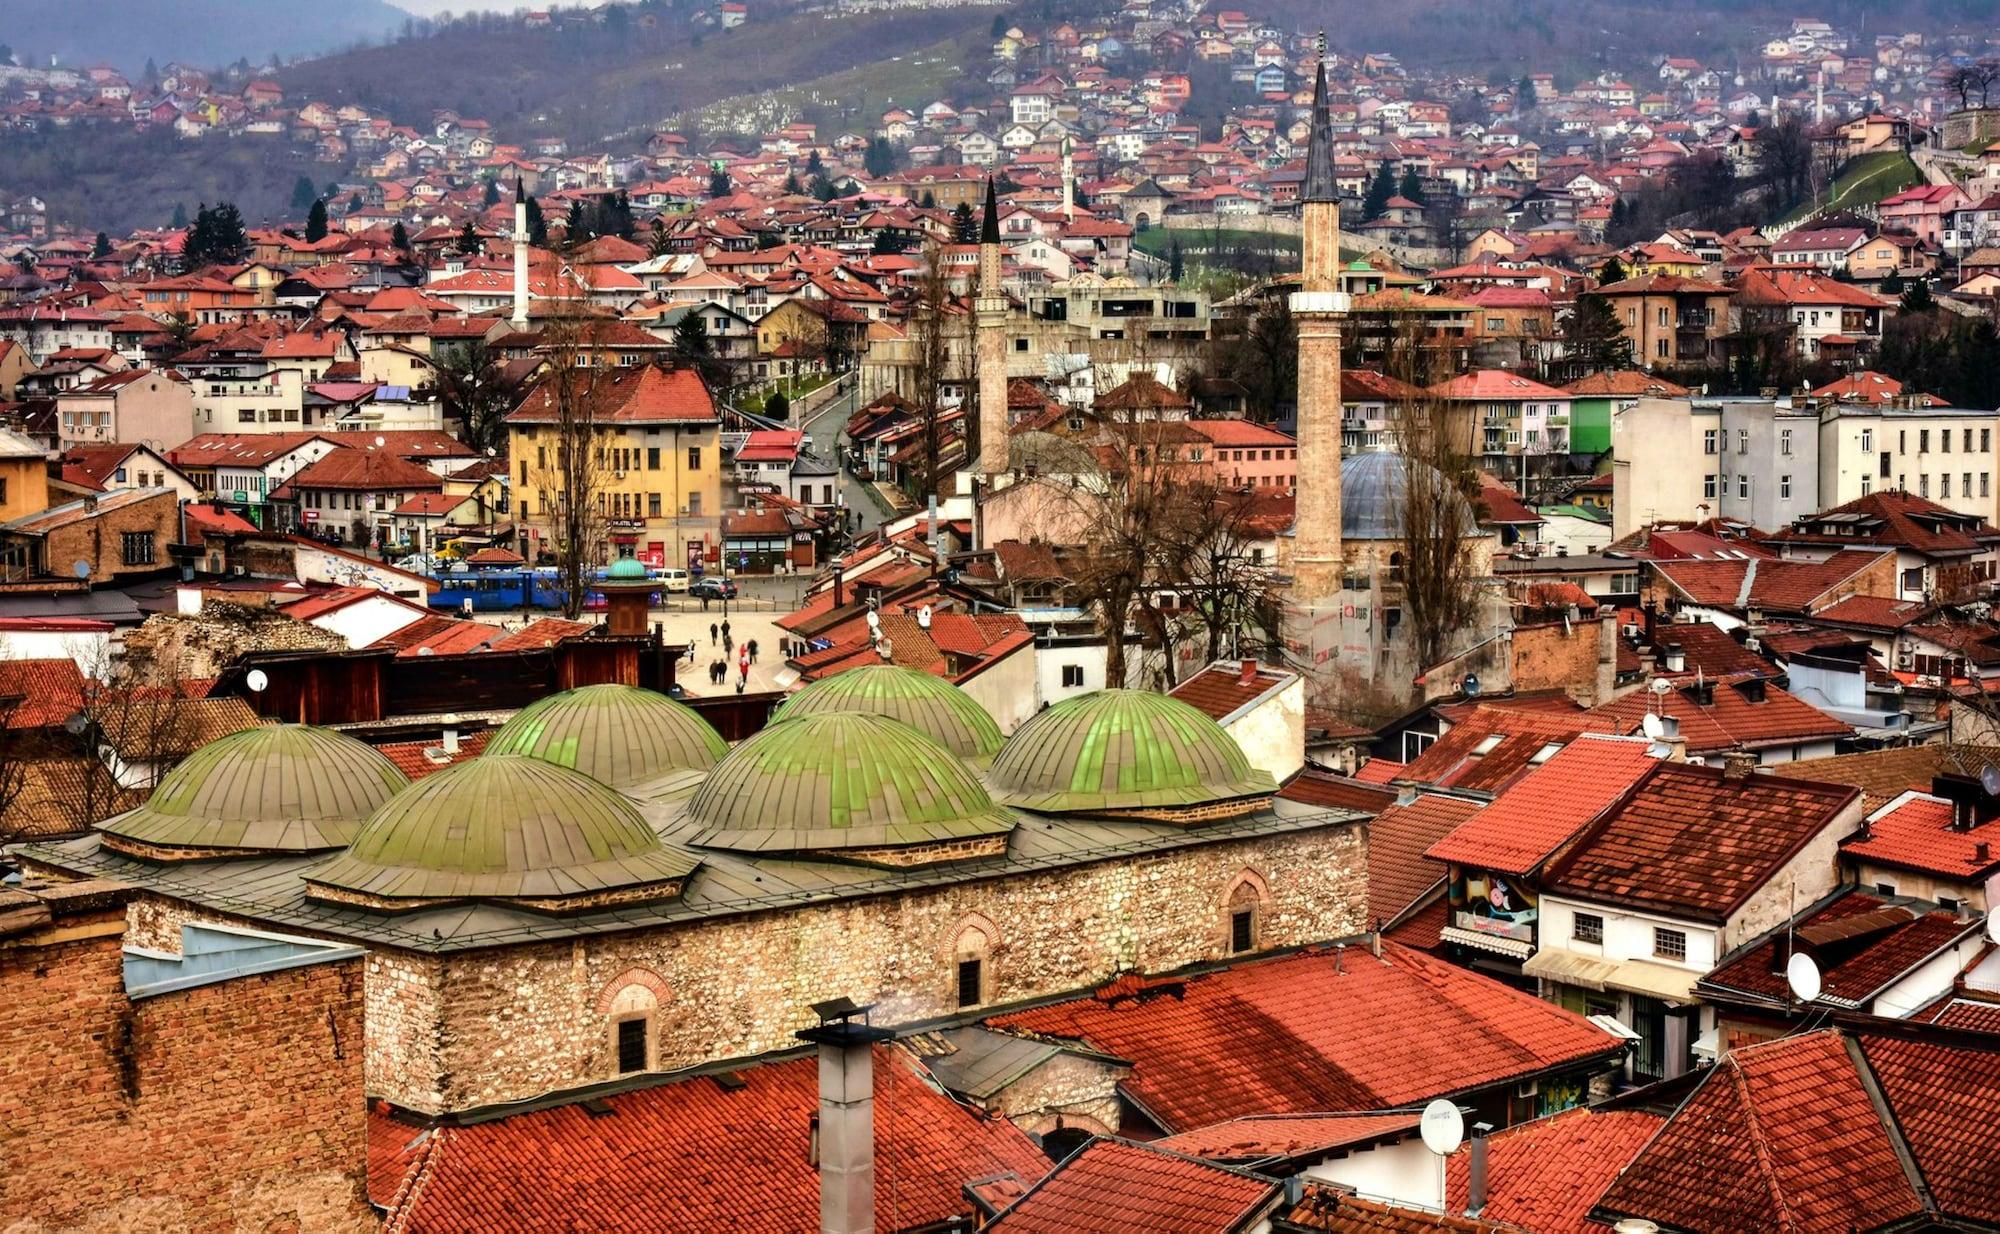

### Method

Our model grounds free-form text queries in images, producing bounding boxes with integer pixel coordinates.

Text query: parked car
[690,576,738,600]
[658,568,691,593]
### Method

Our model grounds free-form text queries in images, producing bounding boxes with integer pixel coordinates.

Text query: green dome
[686,712,1015,855]
[308,755,698,909]
[987,689,1276,813]
[605,556,649,580]
[98,724,409,856]
[485,684,727,787]
[772,666,1005,760]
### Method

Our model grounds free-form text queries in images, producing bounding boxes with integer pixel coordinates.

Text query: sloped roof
[987,1137,1275,1233]
[1426,736,1657,876]
[1767,490,2000,556]
[1840,790,2000,880]
[1443,1107,1663,1234]
[1157,1111,1423,1163]
[1585,674,1852,754]
[1784,743,2000,811]
[1367,793,1481,926]
[506,363,719,426]
[991,943,1622,1133]
[1561,370,1691,398]
[1701,890,1976,1009]
[1648,548,1890,614]
[0,658,87,729]
[1396,707,1616,793]
[279,450,444,494]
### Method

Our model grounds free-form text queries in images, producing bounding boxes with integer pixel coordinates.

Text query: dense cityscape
[1,0,1998,1230]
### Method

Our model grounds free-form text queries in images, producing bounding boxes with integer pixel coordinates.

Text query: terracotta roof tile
[1156,1112,1421,1162]
[1443,1107,1662,1234]
[1784,744,2000,812]
[1368,793,1482,925]
[1425,736,1657,876]
[1397,709,1618,793]
[1650,549,1890,614]
[1860,1032,2000,1225]
[1767,490,2000,556]
[0,658,86,729]
[1840,791,2000,880]
[373,729,493,779]
[1284,1187,1526,1231]
[1168,662,1295,723]
[1278,769,1397,815]
[988,1138,1273,1233]
[1583,675,1850,754]
[1701,890,1976,1008]
[990,943,1620,1134]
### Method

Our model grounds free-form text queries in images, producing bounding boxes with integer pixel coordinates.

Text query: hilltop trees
[1363,162,1396,221]
[304,198,329,242]
[180,202,247,270]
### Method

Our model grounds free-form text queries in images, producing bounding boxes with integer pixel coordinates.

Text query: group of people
[701,621,758,691]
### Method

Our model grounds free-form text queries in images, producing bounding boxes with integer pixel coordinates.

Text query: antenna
[244,668,269,693]
[1785,951,1822,1004]
[1420,1099,1465,1156]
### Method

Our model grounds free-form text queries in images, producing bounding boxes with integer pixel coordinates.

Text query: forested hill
[4,1,412,76]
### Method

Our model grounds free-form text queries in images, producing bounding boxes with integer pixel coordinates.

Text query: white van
[659,568,691,593]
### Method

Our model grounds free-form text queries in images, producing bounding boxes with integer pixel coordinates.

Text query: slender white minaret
[1291,37,1347,602]
[511,177,530,329]
[1062,136,1075,222]
[973,177,1010,479]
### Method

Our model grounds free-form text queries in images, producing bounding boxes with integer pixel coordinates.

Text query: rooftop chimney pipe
[796,1000,894,1234]
[1467,1123,1494,1217]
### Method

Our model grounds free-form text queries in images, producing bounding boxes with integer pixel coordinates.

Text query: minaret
[1291,36,1347,602]
[511,177,530,329]
[1061,136,1076,222]
[973,177,1010,478]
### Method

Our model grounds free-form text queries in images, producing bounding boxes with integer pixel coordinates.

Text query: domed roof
[771,666,1005,760]
[97,724,408,857]
[485,684,726,788]
[1339,452,1475,541]
[986,690,1276,814]
[685,712,1014,855]
[307,755,698,910]
[605,556,649,581]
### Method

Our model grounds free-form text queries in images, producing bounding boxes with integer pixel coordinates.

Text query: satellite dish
[917,605,932,629]
[1649,676,1673,695]
[865,610,881,631]
[1981,765,2000,800]
[1785,951,1822,1004]
[1641,712,1666,740]
[1419,1099,1464,1156]
[374,435,387,448]
[1986,912,2000,946]
[244,669,269,693]
[1462,672,1480,697]
[71,558,91,580]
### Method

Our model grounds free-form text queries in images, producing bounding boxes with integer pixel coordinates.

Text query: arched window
[1222,868,1272,955]
[598,968,671,1076]
[949,914,1000,1009]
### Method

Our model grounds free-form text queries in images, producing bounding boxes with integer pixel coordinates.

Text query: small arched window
[950,916,1000,1009]
[598,968,671,1077]
[1222,868,1272,956]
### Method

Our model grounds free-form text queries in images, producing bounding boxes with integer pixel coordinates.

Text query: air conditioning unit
[1896,649,1914,670]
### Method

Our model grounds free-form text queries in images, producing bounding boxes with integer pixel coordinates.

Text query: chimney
[511,178,530,329]
[1663,642,1685,673]
[1239,658,1258,685]
[441,713,461,755]
[1977,841,1992,865]
[796,999,894,1234]
[1722,749,1757,780]
[1930,773,1995,832]
[1466,1123,1494,1217]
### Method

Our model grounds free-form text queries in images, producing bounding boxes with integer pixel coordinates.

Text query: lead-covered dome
[1339,452,1475,541]
[771,666,1005,760]
[97,724,409,860]
[685,712,1014,862]
[306,755,698,913]
[987,690,1275,817]
[485,684,726,788]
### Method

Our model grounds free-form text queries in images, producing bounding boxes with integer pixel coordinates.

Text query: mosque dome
[484,684,727,788]
[986,690,1275,816]
[1339,452,1475,542]
[685,712,1014,860]
[604,556,649,581]
[771,666,1005,760]
[306,755,698,912]
[97,724,409,860]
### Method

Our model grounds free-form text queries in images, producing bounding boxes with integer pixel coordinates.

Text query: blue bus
[426,566,663,613]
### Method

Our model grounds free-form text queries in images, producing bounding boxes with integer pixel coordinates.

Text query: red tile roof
[485,617,595,651]
[1807,593,1934,631]
[1284,1185,1527,1231]
[1840,790,2000,880]
[1767,490,2000,557]
[381,1046,1049,1234]
[1546,762,1858,922]
[1701,891,1976,1009]
[1583,675,1850,754]
[1156,1111,1422,1162]
[277,449,444,495]
[1425,736,1657,876]
[988,1137,1274,1233]
[376,614,502,658]
[1185,419,1295,448]
[1443,1107,1663,1234]
[1925,997,2000,1033]
[0,659,86,730]
[990,943,1621,1134]
[1562,370,1690,397]
[1396,708,1617,793]
[506,363,720,426]
[1428,370,1568,402]
[1648,549,1890,614]
[373,729,493,779]
[1784,744,2000,812]
[1351,759,1403,785]
[1650,621,1777,679]
[1368,793,1482,926]
[1168,662,1295,723]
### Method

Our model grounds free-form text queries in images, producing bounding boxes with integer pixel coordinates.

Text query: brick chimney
[796,999,894,1234]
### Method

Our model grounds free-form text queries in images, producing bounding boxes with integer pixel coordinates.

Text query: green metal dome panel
[605,556,649,580]
[485,684,727,787]
[771,665,1006,760]
[309,755,698,904]
[97,724,409,854]
[686,712,1015,854]
[986,689,1276,813]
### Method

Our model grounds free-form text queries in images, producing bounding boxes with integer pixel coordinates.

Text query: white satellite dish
[865,610,881,631]
[1982,764,2000,800]
[374,435,387,448]
[1419,1099,1464,1156]
[244,669,269,694]
[1985,912,2000,946]
[1785,951,1822,1004]
[1641,712,1666,740]
[917,605,932,629]
[1649,676,1673,695]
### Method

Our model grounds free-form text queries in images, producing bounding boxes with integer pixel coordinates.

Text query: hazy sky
[389,0,610,13]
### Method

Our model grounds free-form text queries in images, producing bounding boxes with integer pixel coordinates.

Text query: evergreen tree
[1397,167,1425,204]
[305,199,329,242]
[290,175,318,212]
[783,172,802,195]
[1881,271,1905,296]
[1363,162,1396,220]
[565,200,587,243]
[672,310,711,364]
[455,220,482,256]
[1562,292,1633,372]
[1517,76,1536,109]
[1597,255,1628,286]
[525,196,548,247]
[648,222,673,258]
[91,232,111,259]
[806,150,824,177]
[484,178,502,208]
[1168,237,1184,282]
[863,137,897,178]
[141,56,158,88]
[708,167,731,198]
[811,175,837,203]
[390,222,411,252]
[871,230,909,255]
[181,201,247,270]
[919,188,937,209]
[170,202,188,230]
[952,201,976,242]
[765,390,790,419]
[324,181,340,200]
[1901,279,1935,314]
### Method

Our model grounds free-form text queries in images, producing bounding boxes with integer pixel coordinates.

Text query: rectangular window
[1653,928,1687,961]
[956,958,983,1008]
[1573,913,1604,944]
[1737,475,1749,498]
[648,493,662,518]
[1780,429,1792,456]
[1943,474,1953,499]
[1921,474,1930,498]
[1862,475,1872,495]
[647,447,661,470]
[1860,429,1872,451]
[1984,429,1992,453]
[1780,475,1792,499]
[1737,429,1749,454]
[121,532,156,566]
[1703,429,1717,455]
[1921,430,1931,453]
[687,491,701,515]
[1967,429,1975,453]
[1703,474,1717,500]
[1230,908,1254,954]
[1061,664,1084,687]
[686,446,702,471]
[616,1018,647,1073]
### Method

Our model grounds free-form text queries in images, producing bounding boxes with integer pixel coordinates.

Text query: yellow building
[505,363,723,569]
[0,427,49,521]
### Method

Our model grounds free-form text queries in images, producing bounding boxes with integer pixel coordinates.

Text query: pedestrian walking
[721,619,732,642]
[747,638,759,663]
[722,633,733,656]
[709,622,718,646]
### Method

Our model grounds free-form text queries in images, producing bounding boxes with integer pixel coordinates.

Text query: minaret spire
[511,176,530,329]
[973,176,1009,482]
[1288,31,1347,602]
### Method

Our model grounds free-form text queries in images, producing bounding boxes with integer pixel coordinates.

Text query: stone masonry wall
[0,919,372,1233]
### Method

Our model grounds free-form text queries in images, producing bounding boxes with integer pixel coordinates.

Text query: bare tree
[1158,481,1288,667]
[905,239,956,502]
[517,256,610,619]
[433,338,514,453]
[1396,384,1481,671]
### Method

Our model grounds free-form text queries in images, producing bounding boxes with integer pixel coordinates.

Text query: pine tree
[1901,279,1935,314]
[708,168,731,198]
[648,222,672,258]
[920,189,937,209]
[92,232,111,259]
[1168,238,1184,282]
[783,172,802,195]
[672,310,711,363]
[1517,76,1536,109]
[455,220,482,256]
[391,222,411,252]
[525,197,548,247]
[1597,256,1628,286]
[806,150,824,177]
[1398,168,1425,204]
[1562,292,1633,372]
[484,179,502,208]
[565,200,587,243]
[952,201,976,242]
[1363,162,1396,220]
[305,199,329,242]
[811,175,837,203]
[766,390,791,419]
[290,175,318,212]
[864,137,897,178]
[170,202,189,230]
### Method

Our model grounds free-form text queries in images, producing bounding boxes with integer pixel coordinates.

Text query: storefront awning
[1523,949,1697,1003]
[1441,926,1534,959]
[1523,948,1621,991]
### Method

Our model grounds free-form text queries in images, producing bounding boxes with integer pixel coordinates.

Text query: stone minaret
[973,177,1010,478]
[1291,40,1348,602]
[1061,136,1076,221]
[511,178,530,329]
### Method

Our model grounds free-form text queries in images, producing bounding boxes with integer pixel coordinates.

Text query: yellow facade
[507,419,723,568]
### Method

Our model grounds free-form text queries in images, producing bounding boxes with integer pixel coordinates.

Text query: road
[800,376,893,534]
